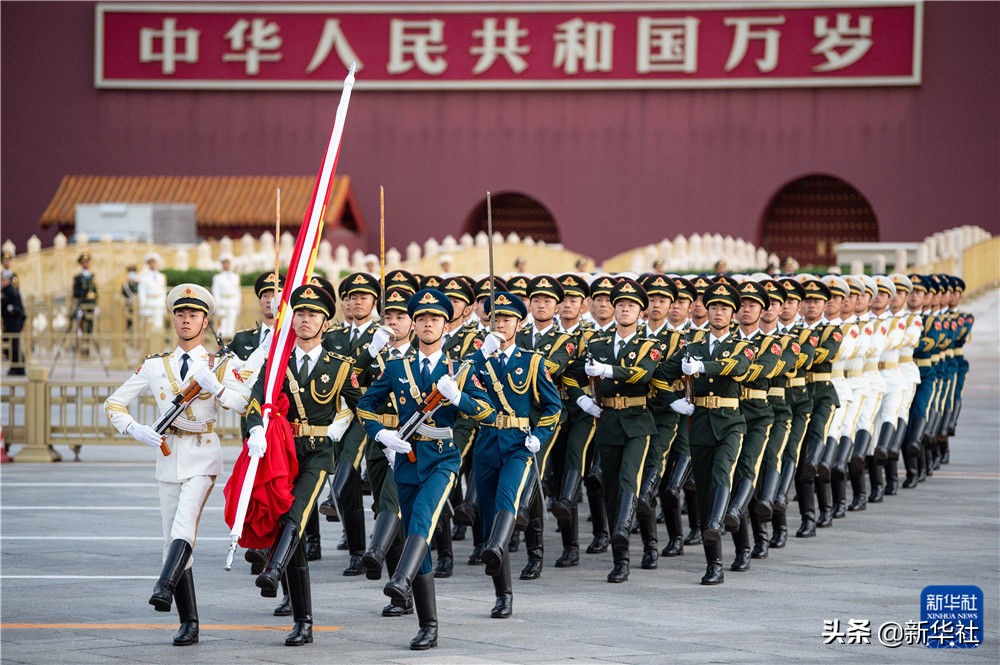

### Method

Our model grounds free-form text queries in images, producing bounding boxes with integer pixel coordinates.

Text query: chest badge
[515,367,524,375]
[627,351,636,360]
[320,373,330,384]
[159,391,167,400]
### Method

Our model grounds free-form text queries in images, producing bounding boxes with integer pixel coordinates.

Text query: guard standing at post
[72,252,98,335]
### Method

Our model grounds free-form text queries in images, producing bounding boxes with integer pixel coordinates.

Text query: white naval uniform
[105,345,246,563]
[826,317,859,441]
[874,311,907,431]
[211,270,242,337]
[894,309,923,428]
[137,270,167,329]
[854,313,889,448]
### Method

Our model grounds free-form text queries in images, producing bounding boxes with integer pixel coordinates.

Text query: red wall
[2,2,998,262]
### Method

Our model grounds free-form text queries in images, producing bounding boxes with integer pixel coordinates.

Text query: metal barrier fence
[2,367,244,461]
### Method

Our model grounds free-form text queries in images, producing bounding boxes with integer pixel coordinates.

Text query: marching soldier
[72,252,98,334]
[231,272,280,361]
[550,273,600,568]
[795,278,843,536]
[513,275,575,581]
[634,274,684,570]
[245,283,364,646]
[104,284,245,646]
[881,274,921,494]
[358,286,419,618]
[868,274,908,502]
[358,288,495,648]
[657,276,704,556]
[321,271,386,575]
[471,291,562,615]
[583,278,661,583]
[658,281,753,585]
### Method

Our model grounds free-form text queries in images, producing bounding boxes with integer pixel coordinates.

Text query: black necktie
[498,353,508,373]
[421,358,431,388]
[615,339,624,359]
[350,328,359,347]
[389,347,399,358]
[179,353,189,381]
[533,332,541,348]
[298,354,310,385]
[262,327,270,344]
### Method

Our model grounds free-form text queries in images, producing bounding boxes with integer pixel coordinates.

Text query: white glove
[576,395,603,418]
[247,425,266,458]
[384,447,397,469]
[682,358,705,376]
[368,326,393,357]
[670,398,695,416]
[436,374,462,404]
[192,365,224,396]
[479,332,503,356]
[376,429,412,455]
[586,361,614,378]
[327,412,352,442]
[128,422,163,448]
[524,435,541,453]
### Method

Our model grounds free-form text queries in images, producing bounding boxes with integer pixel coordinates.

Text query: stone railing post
[14,365,60,462]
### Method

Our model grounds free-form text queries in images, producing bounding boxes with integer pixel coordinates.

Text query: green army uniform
[513,275,575,581]
[247,284,363,647]
[72,253,98,334]
[587,278,660,583]
[795,279,844,537]
[658,282,753,585]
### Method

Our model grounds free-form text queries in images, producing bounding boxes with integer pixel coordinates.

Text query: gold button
[709,391,715,396]
[299,388,305,393]
[708,378,714,383]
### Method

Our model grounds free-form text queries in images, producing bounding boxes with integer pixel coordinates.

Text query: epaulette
[324,351,356,365]
[589,333,614,344]
[234,326,257,335]
[144,351,170,359]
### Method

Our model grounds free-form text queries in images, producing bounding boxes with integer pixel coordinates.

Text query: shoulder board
[234,326,257,335]
[589,334,614,344]
[144,352,170,359]
[324,351,355,365]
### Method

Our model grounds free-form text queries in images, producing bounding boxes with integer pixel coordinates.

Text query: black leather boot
[304,509,321,561]
[362,511,401,581]
[520,517,544,580]
[794,474,816,538]
[384,534,428,605]
[638,509,658,570]
[773,461,797,514]
[508,527,521,553]
[172,568,199,646]
[635,465,661,519]
[867,456,885,503]
[274,575,292,616]
[750,507,769,559]
[830,471,847,519]
[724,476,754,533]
[850,430,872,474]
[245,547,268,576]
[832,435,853,479]
[754,466,780,521]
[342,508,367,576]
[554,502,580,567]
[482,510,516,576]
[818,434,839,481]
[730,514,751,572]
[661,488,684,556]
[700,538,724,585]
[848,464,867,511]
[799,433,824,481]
[903,415,927,457]
[490,554,513,618]
[381,543,413,617]
[515,466,540,528]
[607,543,630,583]
[887,417,907,461]
[873,421,895,462]
[902,447,920,488]
[701,485,730,543]
[150,539,192,612]
[453,474,478,526]
[770,510,788,548]
[816,480,834,526]
[683,484,703,545]
[884,457,899,495]
[409,573,438,649]
[611,492,638,550]
[257,522,299,598]
[284,565,313,646]
[433,515,454,579]
[586,486,610,553]
[551,469,583,523]
[319,478,340,522]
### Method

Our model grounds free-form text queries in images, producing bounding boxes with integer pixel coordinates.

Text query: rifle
[396,361,474,462]
[587,352,601,405]
[152,379,204,456]
[682,350,695,428]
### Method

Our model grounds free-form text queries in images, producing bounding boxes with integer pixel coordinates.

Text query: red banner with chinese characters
[95,2,922,90]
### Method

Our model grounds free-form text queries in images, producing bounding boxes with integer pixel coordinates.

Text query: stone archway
[759,174,878,268]
[463,192,560,244]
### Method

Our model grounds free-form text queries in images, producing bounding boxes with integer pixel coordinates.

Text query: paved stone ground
[2,290,998,664]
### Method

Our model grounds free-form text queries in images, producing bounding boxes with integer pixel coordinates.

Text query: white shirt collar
[389,342,411,357]
[352,320,374,336]
[646,321,667,336]
[294,344,323,366]
[560,321,581,334]
[739,328,760,340]
[532,323,554,338]
[173,345,205,361]
[418,348,443,369]
[614,330,637,348]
